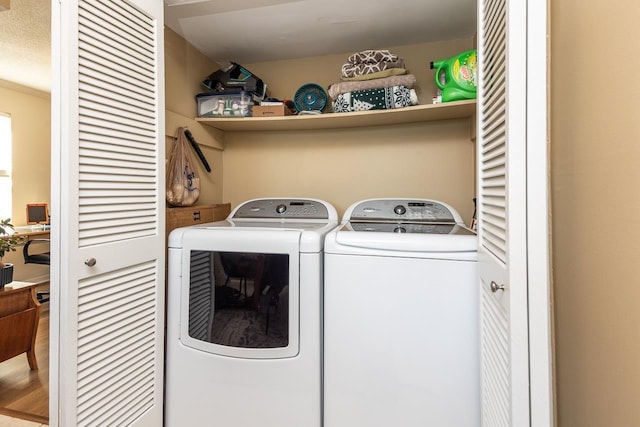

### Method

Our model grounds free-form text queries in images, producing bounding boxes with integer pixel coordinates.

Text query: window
[0,113,11,219]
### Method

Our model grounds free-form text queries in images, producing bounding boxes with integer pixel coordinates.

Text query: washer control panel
[233,198,331,219]
[348,199,457,223]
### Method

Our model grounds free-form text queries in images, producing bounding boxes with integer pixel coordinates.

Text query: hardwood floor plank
[0,407,48,425]
[0,413,47,426]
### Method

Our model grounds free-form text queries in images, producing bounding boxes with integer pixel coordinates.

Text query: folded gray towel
[328,74,417,100]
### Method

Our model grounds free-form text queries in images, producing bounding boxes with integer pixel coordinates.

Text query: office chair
[23,239,50,303]
[218,253,251,304]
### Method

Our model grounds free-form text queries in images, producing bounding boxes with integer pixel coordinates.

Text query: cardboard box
[252,105,293,117]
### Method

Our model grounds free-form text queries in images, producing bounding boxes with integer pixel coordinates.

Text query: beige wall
[223,119,475,219]
[164,27,225,206]
[224,39,477,220]
[551,0,640,425]
[0,80,51,282]
[0,81,50,226]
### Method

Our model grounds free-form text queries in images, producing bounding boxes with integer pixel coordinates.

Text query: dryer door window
[188,251,290,349]
[179,228,301,359]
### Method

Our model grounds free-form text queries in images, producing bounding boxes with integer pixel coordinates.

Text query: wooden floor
[0,300,49,425]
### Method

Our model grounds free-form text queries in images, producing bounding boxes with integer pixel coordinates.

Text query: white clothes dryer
[323,198,479,427]
[166,198,338,427]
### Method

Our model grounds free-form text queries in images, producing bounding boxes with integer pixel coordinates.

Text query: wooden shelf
[196,100,476,132]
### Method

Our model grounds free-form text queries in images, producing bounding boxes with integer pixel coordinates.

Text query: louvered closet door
[476,0,530,425]
[51,0,165,426]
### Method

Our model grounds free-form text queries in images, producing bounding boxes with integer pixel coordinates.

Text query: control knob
[276,204,287,214]
[393,204,407,215]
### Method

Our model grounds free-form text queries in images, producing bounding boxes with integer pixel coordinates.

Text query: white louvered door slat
[477,0,530,425]
[52,0,165,426]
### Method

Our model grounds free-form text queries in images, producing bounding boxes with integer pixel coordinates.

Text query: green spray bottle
[430,50,478,102]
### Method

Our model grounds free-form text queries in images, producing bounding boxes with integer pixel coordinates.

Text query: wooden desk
[6,227,50,241]
[0,281,41,369]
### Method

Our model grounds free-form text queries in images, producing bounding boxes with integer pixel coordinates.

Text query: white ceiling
[165,0,477,65]
[0,0,476,93]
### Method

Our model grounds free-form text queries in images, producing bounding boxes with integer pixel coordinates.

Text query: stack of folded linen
[330,50,419,113]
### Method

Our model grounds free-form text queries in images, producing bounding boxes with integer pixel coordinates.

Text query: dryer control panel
[232,198,332,220]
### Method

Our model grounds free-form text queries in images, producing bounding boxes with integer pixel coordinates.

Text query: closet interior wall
[165,28,476,222]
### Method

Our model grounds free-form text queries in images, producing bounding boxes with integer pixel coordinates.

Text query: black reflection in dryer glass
[188,250,289,349]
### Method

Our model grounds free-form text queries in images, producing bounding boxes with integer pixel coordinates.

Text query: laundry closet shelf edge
[195,99,476,132]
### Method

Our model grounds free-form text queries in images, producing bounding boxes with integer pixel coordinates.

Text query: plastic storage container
[196,91,253,117]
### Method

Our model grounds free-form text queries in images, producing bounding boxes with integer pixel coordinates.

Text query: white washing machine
[323,198,479,427]
[166,198,338,427]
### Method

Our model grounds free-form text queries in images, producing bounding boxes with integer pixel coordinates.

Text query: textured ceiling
[1,0,476,93]
[0,0,51,92]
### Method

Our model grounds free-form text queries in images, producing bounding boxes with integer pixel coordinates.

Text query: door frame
[526,0,554,425]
